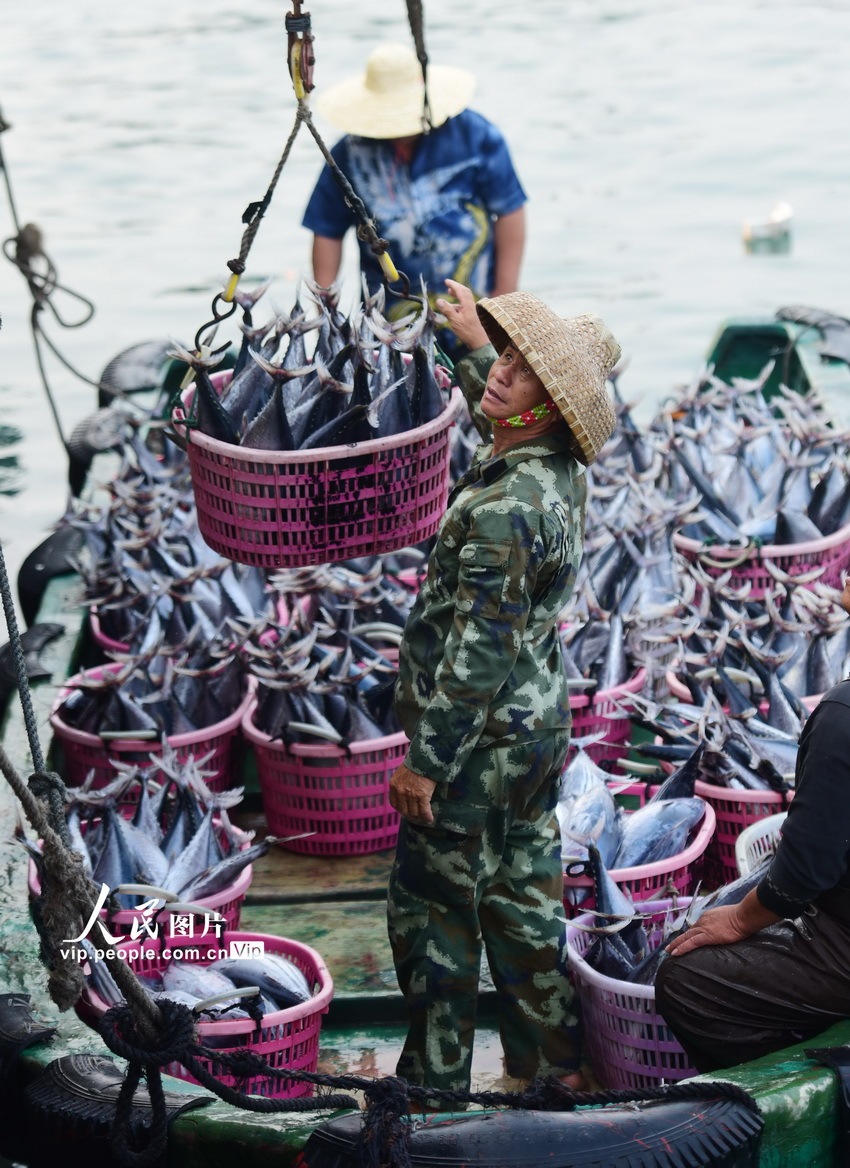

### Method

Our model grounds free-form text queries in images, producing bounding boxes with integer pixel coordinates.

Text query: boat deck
[0,576,846,1166]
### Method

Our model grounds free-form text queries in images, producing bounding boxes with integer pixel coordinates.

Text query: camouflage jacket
[394,345,587,784]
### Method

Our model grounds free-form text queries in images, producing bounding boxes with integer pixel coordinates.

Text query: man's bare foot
[558,1070,587,1091]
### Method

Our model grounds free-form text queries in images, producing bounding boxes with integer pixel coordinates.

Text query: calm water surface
[2,0,850,606]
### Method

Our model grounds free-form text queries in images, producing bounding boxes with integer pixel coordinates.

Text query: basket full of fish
[170,280,463,569]
[566,860,770,1089]
[660,370,850,597]
[558,745,716,917]
[23,756,260,934]
[239,576,407,856]
[567,898,697,1090]
[49,653,251,793]
[76,930,333,1098]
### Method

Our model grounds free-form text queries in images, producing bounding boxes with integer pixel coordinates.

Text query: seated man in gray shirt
[656,573,850,1072]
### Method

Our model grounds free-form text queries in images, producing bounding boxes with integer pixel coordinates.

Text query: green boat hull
[705,315,850,403]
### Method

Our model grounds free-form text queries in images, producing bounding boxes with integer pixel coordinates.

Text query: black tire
[297,1095,763,1168]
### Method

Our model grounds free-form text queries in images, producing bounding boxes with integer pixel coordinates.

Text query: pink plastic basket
[172,372,464,569]
[28,846,253,934]
[674,519,850,600]
[568,668,646,766]
[566,898,697,1088]
[49,664,251,794]
[563,802,715,919]
[88,608,129,654]
[694,778,791,888]
[242,698,405,855]
[76,931,333,1098]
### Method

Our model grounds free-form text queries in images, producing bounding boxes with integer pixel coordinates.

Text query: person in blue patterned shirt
[302,43,527,358]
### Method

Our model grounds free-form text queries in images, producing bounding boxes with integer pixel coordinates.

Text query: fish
[177,279,450,452]
[612,797,707,869]
[31,761,254,915]
[581,845,650,980]
[206,953,312,1009]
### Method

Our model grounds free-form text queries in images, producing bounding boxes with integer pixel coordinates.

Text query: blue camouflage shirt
[394,346,587,785]
[302,110,527,300]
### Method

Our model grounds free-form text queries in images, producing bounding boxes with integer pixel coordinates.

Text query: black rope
[0,106,101,454]
[299,106,393,267]
[0,538,72,842]
[405,0,433,132]
[0,539,48,777]
[228,107,308,281]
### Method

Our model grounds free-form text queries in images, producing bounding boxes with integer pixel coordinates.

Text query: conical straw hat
[316,43,476,139]
[477,293,620,466]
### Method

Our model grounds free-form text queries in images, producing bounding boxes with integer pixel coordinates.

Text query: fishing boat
[2,367,850,1168]
[705,303,850,402]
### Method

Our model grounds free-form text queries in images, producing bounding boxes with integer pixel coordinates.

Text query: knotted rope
[0,107,101,458]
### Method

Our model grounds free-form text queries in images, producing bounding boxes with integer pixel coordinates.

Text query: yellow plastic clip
[378,251,400,283]
[290,41,306,101]
[223,272,241,303]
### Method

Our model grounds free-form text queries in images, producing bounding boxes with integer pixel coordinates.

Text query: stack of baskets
[566,898,697,1089]
[168,367,464,853]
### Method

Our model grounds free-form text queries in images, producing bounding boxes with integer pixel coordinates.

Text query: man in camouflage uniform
[388,278,620,1101]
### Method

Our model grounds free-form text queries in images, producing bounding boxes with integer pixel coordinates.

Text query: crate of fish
[566,898,697,1089]
[242,700,405,856]
[562,801,716,919]
[694,779,790,888]
[49,662,252,793]
[25,767,260,934]
[76,930,333,1098]
[673,518,850,600]
[172,362,464,569]
[568,668,647,766]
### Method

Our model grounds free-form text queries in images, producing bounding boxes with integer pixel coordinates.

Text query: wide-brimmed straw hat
[316,43,476,139]
[476,293,621,466]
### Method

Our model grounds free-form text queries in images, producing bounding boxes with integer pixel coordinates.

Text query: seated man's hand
[390,762,437,826]
[666,905,752,957]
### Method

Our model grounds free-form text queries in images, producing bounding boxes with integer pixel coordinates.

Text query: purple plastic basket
[563,803,715,918]
[567,668,646,766]
[566,898,698,1089]
[76,930,333,1098]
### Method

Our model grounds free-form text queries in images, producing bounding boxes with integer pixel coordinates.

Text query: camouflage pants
[386,732,579,1096]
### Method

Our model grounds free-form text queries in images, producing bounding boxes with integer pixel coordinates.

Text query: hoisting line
[0,106,102,454]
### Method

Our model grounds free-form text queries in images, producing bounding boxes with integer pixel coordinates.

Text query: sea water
[1,0,850,602]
